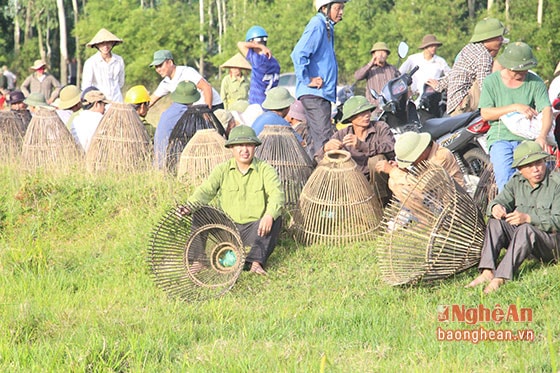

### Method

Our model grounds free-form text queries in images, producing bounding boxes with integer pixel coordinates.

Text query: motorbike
[371,66,490,195]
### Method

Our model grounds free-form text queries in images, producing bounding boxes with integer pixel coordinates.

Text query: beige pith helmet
[395,132,432,168]
[86,28,123,48]
[58,85,82,109]
[220,53,252,70]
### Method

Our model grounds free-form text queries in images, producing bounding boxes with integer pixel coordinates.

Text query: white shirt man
[399,35,451,101]
[149,50,223,109]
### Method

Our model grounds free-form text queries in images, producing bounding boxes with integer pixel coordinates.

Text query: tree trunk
[57,0,68,85]
[14,0,21,55]
[537,0,543,27]
[487,0,493,11]
[199,0,204,75]
[25,0,33,43]
[505,0,510,22]
[72,0,81,85]
[216,0,222,55]
[467,0,475,19]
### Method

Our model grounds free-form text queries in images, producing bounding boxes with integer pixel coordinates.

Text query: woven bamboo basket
[473,163,497,216]
[255,125,314,209]
[177,129,230,187]
[166,105,226,175]
[149,203,245,302]
[291,150,383,246]
[0,111,24,163]
[21,107,82,172]
[377,162,485,286]
[86,102,151,173]
[12,110,32,136]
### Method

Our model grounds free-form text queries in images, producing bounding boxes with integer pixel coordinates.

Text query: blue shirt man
[238,26,281,106]
[290,1,348,158]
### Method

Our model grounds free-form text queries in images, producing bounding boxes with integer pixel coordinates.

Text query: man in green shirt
[184,125,284,275]
[466,141,560,293]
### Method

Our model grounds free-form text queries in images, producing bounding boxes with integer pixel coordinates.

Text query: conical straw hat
[220,53,252,70]
[86,28,123,48]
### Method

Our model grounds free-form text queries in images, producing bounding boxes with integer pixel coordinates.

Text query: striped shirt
[435,43,493,114]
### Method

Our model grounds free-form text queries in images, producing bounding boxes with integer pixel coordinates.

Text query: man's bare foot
[465,269,494,288]
[483,278,505,294]
[249,262,267,276]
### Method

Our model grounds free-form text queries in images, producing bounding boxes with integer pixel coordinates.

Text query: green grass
[0,164,558,372]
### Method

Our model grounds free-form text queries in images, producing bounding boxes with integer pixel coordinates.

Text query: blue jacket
[291,13,338,103]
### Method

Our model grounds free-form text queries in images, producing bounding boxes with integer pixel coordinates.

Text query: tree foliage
[1,0,559,91]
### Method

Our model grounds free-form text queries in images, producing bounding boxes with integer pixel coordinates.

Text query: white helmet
[315,0,349,11]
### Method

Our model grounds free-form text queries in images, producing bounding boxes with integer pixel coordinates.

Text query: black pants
[300,95,333,160]
[236,217,283,268]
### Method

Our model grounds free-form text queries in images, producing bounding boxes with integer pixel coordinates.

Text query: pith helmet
[171,81,201,104]
[58,85,82,109]
[394,132,432,168]
[224,125,262,148]
[511,141,549,168]
[261,87,295,110]
[470,18,505,43]
[497,42,537,71]
[86,28,123,48]
[370,42,391,54]
[340,95,376,124]
[418,34,443,49]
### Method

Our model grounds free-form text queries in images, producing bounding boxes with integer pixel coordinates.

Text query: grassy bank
[0,165,558,371]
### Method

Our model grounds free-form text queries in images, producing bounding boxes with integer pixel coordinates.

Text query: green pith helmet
[224,125,262,148]
[170,81,201,104]
[340,95,376,124]
[470,18,505,43]
[497,42,538,71]
[261,87,295,110]
[511,141,549,168]
[394,132,432,168]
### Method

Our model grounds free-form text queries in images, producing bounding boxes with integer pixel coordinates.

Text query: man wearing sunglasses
[237,26,281,106]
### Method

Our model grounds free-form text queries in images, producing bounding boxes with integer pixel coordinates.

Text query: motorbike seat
[420,110,481,139]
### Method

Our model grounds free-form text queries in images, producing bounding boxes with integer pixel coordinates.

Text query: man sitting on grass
[466,141,560,293]
[180,125,285,275]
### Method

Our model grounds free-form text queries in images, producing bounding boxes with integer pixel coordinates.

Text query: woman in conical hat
[220,53,251,110]
[82,28,125,103]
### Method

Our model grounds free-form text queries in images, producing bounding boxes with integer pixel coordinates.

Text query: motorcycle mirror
[397,42,409,59]
[369,88,379,101]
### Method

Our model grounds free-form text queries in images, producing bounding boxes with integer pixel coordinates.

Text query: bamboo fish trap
[291,150,383,246]
[377,162,485,286]
[149,203,245,302]
[21,107,82,172]
[86,102,151,173]
[166,105,226,175]
[12,110,32,136]
[255,125,314,209]
[0,111,24,163]
[177,129,230,187]
[473,163,498,217]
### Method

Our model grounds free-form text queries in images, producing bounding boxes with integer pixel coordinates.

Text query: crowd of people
[2,1,560,287]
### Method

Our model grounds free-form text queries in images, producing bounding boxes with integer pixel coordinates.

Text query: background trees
[0,0,558,92]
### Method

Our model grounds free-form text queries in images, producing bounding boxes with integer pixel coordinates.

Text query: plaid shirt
[436,43,493,113]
